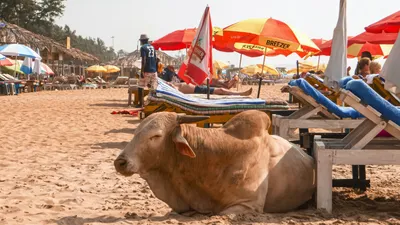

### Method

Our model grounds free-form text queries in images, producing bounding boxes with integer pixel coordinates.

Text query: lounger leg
[358,165,367,191]
[316,148,333,213]
[128,90,132,106]
[138,88,144,107]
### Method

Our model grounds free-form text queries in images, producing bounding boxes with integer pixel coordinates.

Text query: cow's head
[114,112,209,176]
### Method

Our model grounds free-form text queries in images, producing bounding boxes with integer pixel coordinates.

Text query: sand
[0,84,399,225]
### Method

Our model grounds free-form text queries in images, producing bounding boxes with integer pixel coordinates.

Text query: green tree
[0,0,117,62]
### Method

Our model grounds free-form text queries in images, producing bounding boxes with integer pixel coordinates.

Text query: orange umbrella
[222,18,320,53]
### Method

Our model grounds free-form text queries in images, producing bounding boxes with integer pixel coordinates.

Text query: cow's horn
[177,114,210,124]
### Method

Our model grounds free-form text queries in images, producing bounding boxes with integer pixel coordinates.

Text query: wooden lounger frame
[305,75,339,102]
[315,89,400,213]
[370,77,400,106]
[272,86,363,139]
[141,94,293,133]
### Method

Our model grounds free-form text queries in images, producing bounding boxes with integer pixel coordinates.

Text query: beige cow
[114,110,315,215]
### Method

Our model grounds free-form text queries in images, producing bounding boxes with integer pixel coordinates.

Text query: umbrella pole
[257,50,267,98]
[237,54,242,91]
[317,55,321,71]
[296,60,299,77]
[14,56,17,78]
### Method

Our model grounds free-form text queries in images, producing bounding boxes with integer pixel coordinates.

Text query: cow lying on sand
[114,110,315,215]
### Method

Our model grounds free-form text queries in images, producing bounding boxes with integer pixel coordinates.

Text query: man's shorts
[194,85,215,94]
[138,72,158,90]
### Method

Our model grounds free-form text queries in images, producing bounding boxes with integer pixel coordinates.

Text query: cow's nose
[114,158,127,171]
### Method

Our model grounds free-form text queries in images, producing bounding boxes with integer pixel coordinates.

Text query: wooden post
[257,78,262,98]
[257,49,267,98]
[237,54,243,91]
[206,78,210,99]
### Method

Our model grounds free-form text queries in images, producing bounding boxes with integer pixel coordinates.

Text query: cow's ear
[172,126,196,158]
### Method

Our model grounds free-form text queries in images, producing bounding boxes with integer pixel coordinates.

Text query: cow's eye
[149,135,162,141]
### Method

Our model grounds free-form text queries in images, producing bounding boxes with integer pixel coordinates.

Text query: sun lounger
[142,78,291,130]
[315,79,400,213]
[273,78,364,139]
[110,76,129,88]
[305,74,339,102]
[370,76,400,106]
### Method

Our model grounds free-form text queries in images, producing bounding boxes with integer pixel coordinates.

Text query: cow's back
[263,135,315,212]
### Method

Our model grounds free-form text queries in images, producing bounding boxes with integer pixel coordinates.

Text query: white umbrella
[0,53,5,60]
[0,44,42,59]
[324,0,347,90]
[381,33,400,94]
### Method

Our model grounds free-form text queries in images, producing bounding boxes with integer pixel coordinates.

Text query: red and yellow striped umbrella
[315,38,393,58]
[222,18,320,53]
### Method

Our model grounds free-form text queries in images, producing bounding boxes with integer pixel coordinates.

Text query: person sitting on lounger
[167,82,253,96]
[352,57,371,80]
[365,61,382,84]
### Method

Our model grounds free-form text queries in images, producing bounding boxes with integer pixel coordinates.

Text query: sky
[56,0,400,72]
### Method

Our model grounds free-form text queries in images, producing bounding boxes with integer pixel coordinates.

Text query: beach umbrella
[103,65,120,73]
[0,44,42,59]
[222,17,320,96]
[241,64,279,76]
[152,28,197,51]
[3,59,24,74]
[21,57,33,75]
[33,61,55,75]
[256,64,279,76]
[240,65,263,75]
[349,31,398,45]
[41,62,54,75]
[222,18,320,53]
[0,57,13,66]
[324,0,347,89]
[362,11,400,93]
[86,65,107,73]
[315,37,392,58]
[364,10,400,33]
[213,60,229,70]
[33,48,41,75]
[347,43,392,58]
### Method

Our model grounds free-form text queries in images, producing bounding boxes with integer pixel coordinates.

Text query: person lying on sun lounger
[166,81,252,96]
[208,75,239,89]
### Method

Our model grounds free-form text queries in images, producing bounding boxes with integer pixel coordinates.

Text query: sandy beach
[1,84,400,225]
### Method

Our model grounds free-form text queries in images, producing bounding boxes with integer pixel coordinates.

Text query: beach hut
[0,20,98,76]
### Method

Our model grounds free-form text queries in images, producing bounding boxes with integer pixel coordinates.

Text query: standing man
[138,34,157,107]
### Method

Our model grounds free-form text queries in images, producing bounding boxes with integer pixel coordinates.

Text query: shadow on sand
[91,141,129,150]
[90,103,127,108]
[53,215,124,225]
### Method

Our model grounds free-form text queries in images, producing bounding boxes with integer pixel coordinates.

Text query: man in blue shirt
[138,34,157,107]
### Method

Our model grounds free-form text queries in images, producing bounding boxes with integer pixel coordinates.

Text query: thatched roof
[0,21,98,62]
[108,50,179,68]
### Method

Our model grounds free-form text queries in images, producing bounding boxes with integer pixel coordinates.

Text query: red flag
[178,6,213,85]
